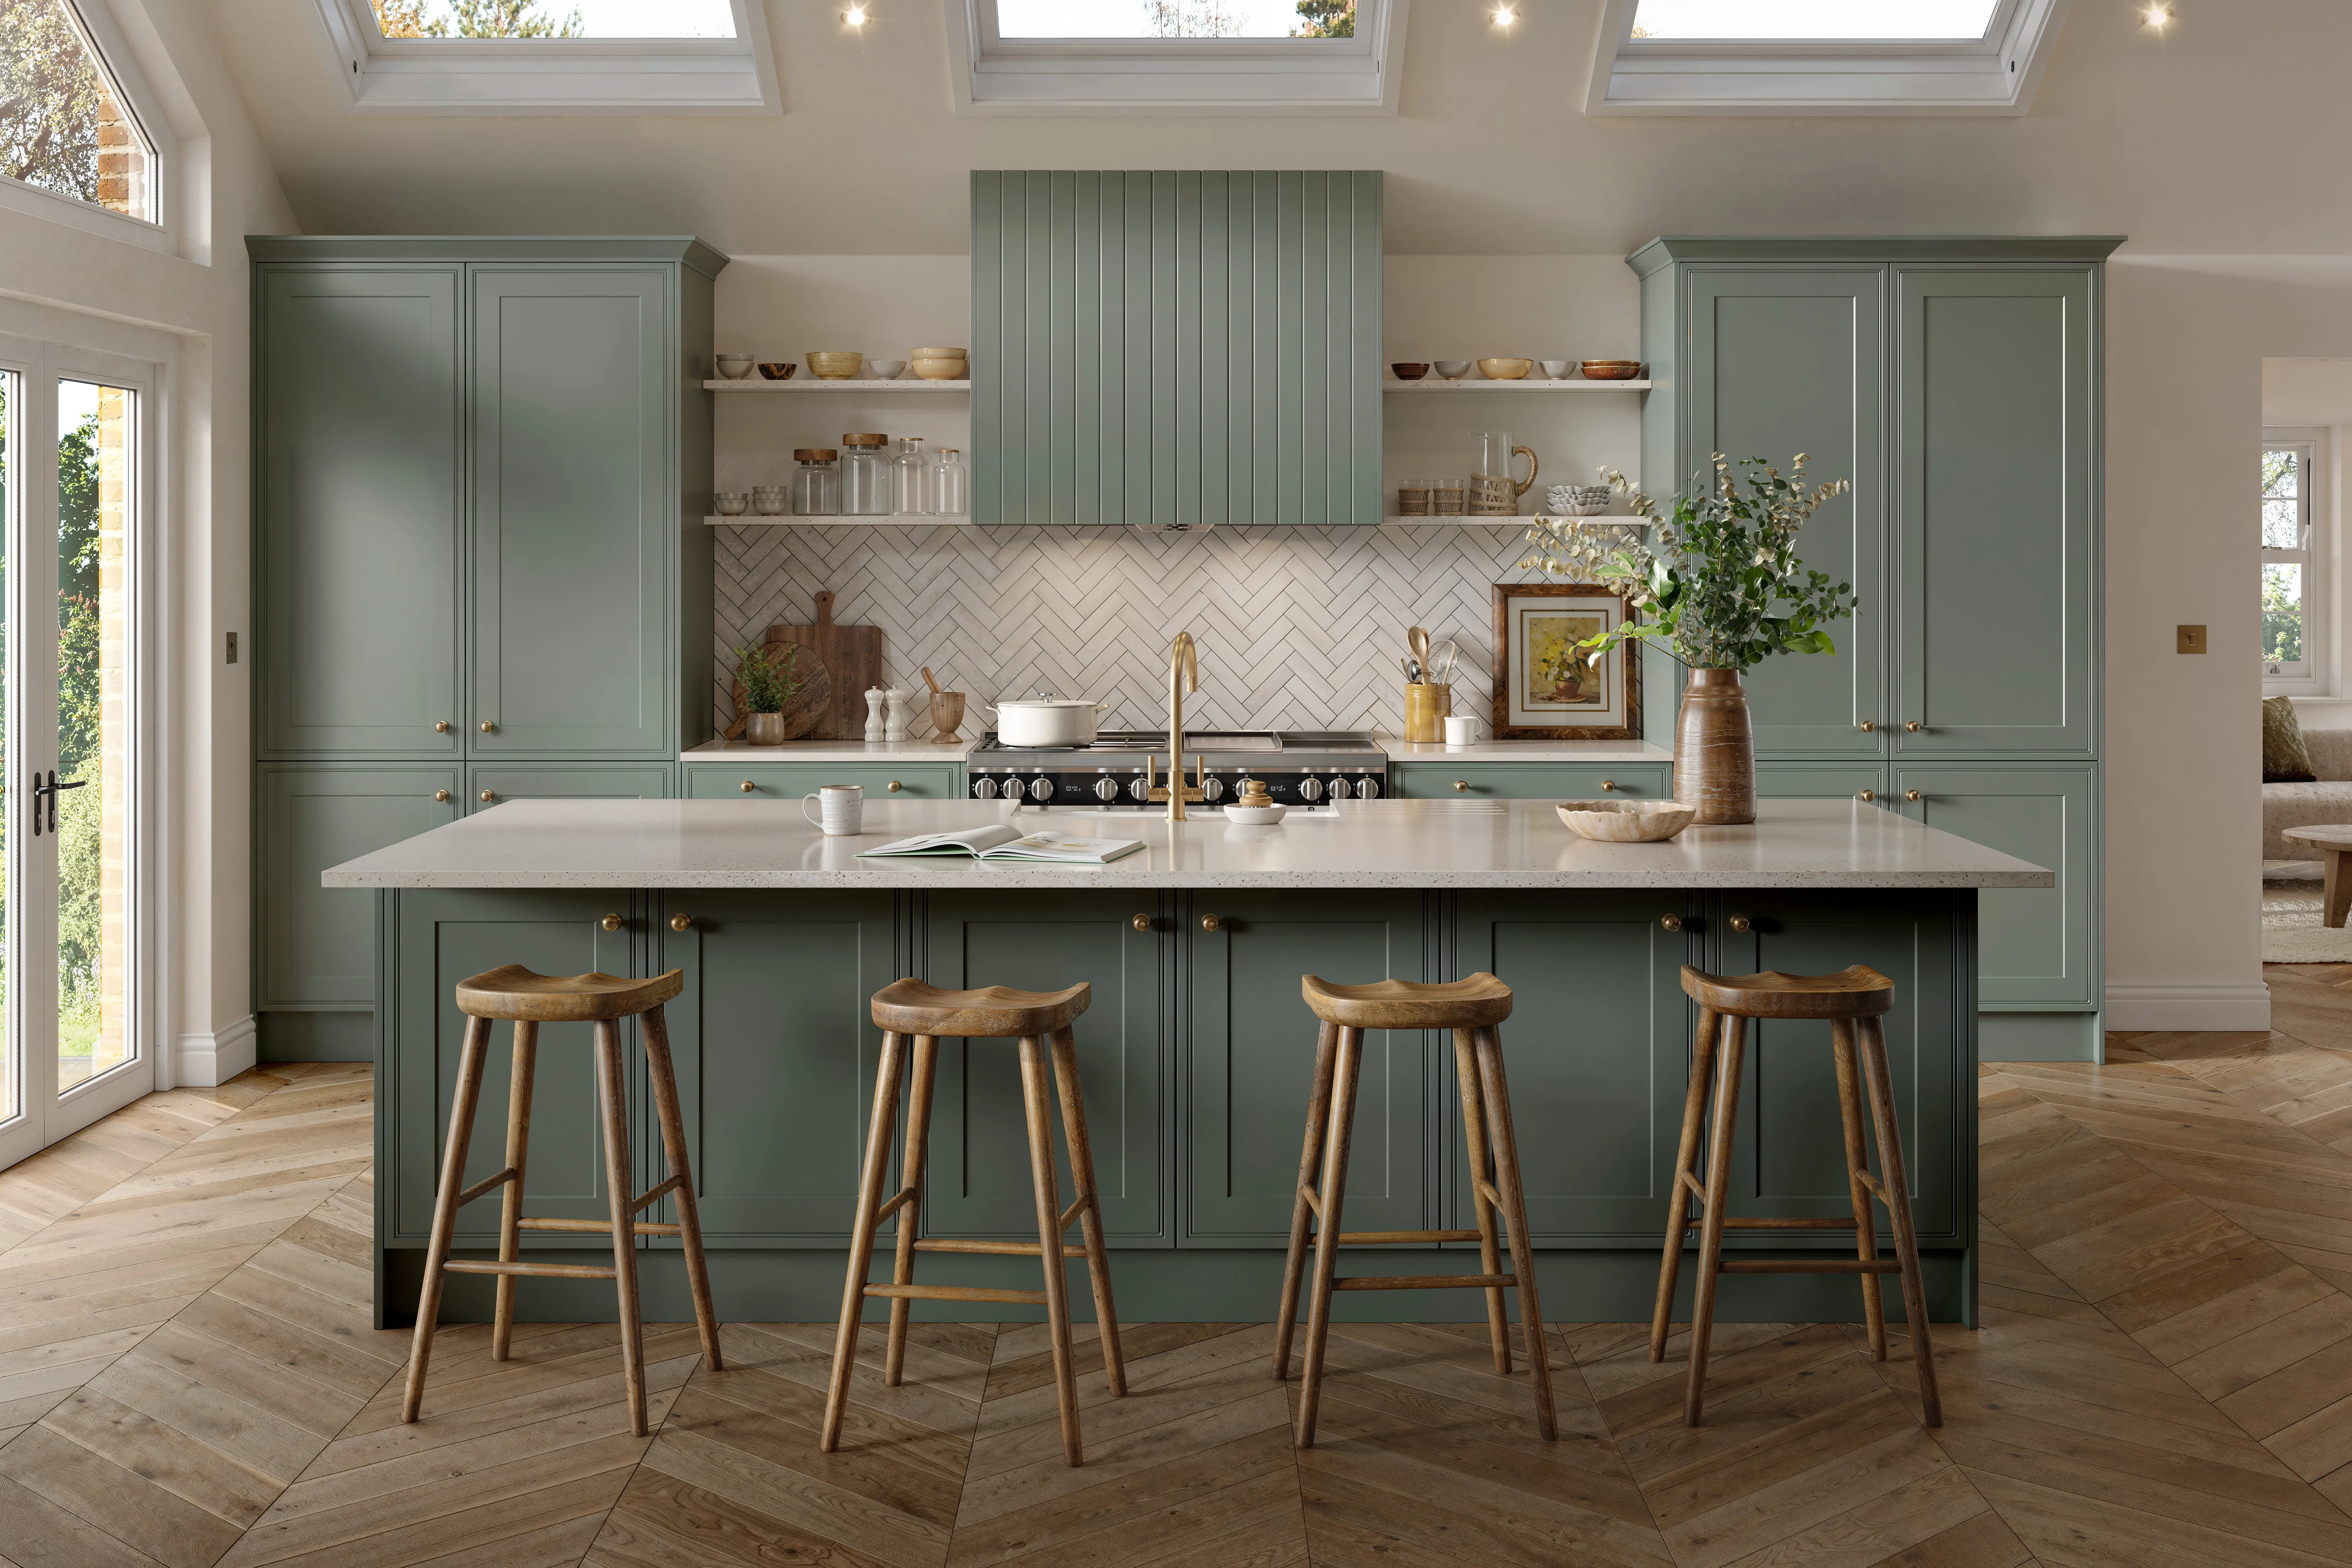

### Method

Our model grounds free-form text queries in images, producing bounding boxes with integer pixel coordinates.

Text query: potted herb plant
[737,642,803,746]
[1521,454,1855,824]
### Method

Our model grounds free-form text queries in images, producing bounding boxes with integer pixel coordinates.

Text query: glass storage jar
[892,436,930,516]
[792,448,841,516]
[842,433,891,516]
[933,448,969,517]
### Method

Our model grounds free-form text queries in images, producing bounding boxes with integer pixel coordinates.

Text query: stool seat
[1301,972,1512,1030]
[456,964,683,1024]
[1678,963,1893,1021]
[870,978,1089,1036]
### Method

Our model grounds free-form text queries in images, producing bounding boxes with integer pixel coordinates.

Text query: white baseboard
[177,1015,257,1087]
[2104,982,2272,1032]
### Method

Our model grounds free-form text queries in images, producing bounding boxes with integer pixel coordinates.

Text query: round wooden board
[727,641,833,741]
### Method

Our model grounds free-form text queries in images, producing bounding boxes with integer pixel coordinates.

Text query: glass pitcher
[1470,431,1537,516]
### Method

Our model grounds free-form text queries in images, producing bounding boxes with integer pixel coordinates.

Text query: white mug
[1443,715,1479,747]
[802,783,865,836]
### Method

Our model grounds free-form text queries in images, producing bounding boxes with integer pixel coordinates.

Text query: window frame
[0,0,178,254]
[307,0,779,115]
[947,0,1409,115]
[1583,0,2071,116]
[2265,428,2327,693]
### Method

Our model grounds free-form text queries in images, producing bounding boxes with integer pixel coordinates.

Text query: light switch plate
[2177,624,2207,654]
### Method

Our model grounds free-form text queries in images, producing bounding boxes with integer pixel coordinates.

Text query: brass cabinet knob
[1858,720,1875,732]
[433,789,450,802]
[1660,914,1683,932]
[1906,789,1923,802]
[1132,913,1152,932]
[600,914,623,932]
[1600,779,1617,792]
[1728,914,1752,933]
[434,720,451,733]
[888,780,903,792]
[1904,719,1922,732]
[1857,789,1875,801]
[1454,780,1470,791]
[479,790,494,802]
[670,913,692,932]
[1200,912,1221,932]
[479,720,495,733]
[740,780,756,793]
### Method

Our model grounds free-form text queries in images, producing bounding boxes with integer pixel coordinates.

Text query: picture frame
[1491,583,1640,740]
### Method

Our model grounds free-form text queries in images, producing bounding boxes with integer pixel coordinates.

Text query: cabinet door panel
[469,763,672,811]
[1687,268,1886,754]
[922,892,1168,1244]
[260,268,462,756]
[1187,891,1430,1244]
[389,892,640,1245]
[1897,764,2096,1008]
[471,268,671,756]
[1895,267,2095,755]
[1448,892,1695,1241]
[653,891,901,1242]
[259,765,459,1009]
[1754,761,1889,803]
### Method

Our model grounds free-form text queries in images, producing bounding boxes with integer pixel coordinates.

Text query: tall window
[2265,438,2318,683]
[0,0,156,223]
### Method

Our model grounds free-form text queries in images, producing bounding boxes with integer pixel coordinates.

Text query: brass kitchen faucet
[1147,632,1206,821]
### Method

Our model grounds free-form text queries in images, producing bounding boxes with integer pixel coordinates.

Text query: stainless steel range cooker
[967,731,1386,812]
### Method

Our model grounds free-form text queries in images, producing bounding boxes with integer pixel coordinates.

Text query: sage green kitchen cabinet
[1754,761,1889,802]
[972,170,1383,527]
[256,764,460,1010]
[386,891,644,1247]
[256,267,463,757]
[1389,762,1671,801]
[682,763,961,801]
[468,762,672,811]
[1185,890,1432,1245]
[1446,891,1696,1242]
[1896,765,2097,1011]
[648,891,906,1244]
[920,892,1170,1245]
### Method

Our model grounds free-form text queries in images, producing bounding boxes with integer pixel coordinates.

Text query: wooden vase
[1674,668,1756,825]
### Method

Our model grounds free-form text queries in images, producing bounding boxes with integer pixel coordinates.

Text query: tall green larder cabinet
[248,236,725,1060]
[1631,237,2117,1060]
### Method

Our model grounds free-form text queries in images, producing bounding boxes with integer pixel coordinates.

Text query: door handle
[29,769,86,836]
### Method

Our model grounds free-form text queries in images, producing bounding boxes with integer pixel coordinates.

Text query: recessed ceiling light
[1493,4,1517,25]
[844,3,870,26]
[2143,3,2172,26]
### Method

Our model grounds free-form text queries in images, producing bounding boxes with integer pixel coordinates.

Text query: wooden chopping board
[723,642,833,742]
[768,590,883,740]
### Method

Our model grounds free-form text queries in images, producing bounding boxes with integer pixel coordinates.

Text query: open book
[857,824,1144,864]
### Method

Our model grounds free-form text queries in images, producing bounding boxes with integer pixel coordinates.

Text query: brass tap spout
[1155,632,1204,821]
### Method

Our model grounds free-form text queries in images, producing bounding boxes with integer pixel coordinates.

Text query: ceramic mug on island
[1444,715,1478,747]
[803,784,865,836]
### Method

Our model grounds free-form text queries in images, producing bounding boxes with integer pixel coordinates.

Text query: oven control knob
[1201,774,1225,802]
[1029,777,1056,803]
[1330,776,1351,801]
[1355,776,1382,800]
[1128,774,1152,802]
[1300,777,1324,802]
[973,776,998,799]
[1095,776,1120,801]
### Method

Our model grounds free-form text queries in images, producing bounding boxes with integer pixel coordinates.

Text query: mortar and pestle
[922,668,966,742]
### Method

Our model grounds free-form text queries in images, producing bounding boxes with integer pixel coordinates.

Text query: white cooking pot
[985,692,1109,748]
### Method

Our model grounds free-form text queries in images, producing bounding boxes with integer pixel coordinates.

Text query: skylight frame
[1586,0,2072,116]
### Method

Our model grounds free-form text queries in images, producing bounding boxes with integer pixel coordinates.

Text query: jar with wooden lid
[792,448,841,516]
[842,432,890,516]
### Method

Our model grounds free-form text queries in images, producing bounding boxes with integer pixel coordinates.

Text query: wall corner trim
[2102,982,2271,1033]
[177,1014,259,1088]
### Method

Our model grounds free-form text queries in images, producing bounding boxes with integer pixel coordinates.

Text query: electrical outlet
[226,631,238,664]
[2177,624,2206,654]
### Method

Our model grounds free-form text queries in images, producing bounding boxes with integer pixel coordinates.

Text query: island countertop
[323,797,2052,891]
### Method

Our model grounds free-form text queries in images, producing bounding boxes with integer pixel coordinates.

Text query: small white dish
[868,359,906,380]
[715,354,754,379]
[1540,358,1573,379]
[1224,803,1287,824]
[1433,360,1472,380]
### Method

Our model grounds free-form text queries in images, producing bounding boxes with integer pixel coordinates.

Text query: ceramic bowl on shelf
[1580,359,1643,381]
[1540,358,1573,379]
[1390,362,1430,381]
[714,491,749,516]
[867,358,907,380]
[1556,799,1694,842]
[911,348,969,381]
[1433,360,1472,379]
[1478,357,1534,380]
[1224,802,1287,825]
[1546,483,1612,517]
[751,485,788,516]
[715,354,755,379]
[757,362,796,380]
[806,351,864,379]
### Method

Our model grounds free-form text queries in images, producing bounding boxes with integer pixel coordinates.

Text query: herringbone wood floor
[13,975,2352,1565]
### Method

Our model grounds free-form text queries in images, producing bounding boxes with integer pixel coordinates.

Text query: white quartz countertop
[1376,737,1675,764]
[678,736,1671,764]
[681,738,977,762]
[324,798,2051,891]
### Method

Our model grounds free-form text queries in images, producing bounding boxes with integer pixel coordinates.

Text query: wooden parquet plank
[38,1386,285,1528]
[0,1421,244,1568]
[0,1465,168,1568]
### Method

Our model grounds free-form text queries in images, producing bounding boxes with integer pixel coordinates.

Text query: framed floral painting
[1491,583,1640,740]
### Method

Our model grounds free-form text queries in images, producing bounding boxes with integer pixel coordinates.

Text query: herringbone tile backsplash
[713,523,1563,736]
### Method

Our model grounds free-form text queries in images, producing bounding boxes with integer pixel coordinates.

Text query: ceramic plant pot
[746,710,788,746]
[1674,668,1756,825]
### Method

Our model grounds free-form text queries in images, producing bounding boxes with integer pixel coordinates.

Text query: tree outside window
[2265,442,2316,681]
[0,0,153,221]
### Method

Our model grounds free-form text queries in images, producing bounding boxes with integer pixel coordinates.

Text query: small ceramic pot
[715,354,755,379]
[746,710,787,745]
[757,362,796,380]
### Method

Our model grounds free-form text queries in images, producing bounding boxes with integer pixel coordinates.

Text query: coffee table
[2283,824,2352,927]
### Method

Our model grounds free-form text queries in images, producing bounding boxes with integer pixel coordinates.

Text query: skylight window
[368,0,736,39]
[1629,0,2002,41]
[952,0,1397,113]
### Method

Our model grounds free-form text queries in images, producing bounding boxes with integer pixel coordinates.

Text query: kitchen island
[328,798,2049,1331]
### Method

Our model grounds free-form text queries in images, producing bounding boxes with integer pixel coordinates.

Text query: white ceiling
[204,0,2351,257]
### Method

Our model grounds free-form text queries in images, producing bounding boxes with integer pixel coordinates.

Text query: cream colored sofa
[2266,726,2352,861]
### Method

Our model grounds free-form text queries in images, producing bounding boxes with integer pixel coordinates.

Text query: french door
[0,336,153,1170]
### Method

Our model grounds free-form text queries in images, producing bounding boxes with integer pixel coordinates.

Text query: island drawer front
[467,762,673,811]
[1895,764,2097,1011]
[1755,761,1890,802]
[1390,763,1671,800]
[683,763,961,801]
[258,763,461,1010]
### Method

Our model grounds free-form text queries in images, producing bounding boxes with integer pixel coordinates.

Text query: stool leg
[1295,1025,1364,1450]
[1651,1006,1720,1363]
[1453,1027,1510,1377]
[642,1004,722,1374]
[492,1020,537,1363]
[1050,1027,1127,1398]
[1831,1018,1887,1361]
[1684,1013,1747,1427]
[823,1029,908,1452]
[1858,1017,1942,1427]
[884,1035,938,1387]
[1018,1035,1084,1466]
[594,1019,648,1439]
[1273,1020,1341,1382]
[1473,1027,1556,1440]
[403,1013,492,1424]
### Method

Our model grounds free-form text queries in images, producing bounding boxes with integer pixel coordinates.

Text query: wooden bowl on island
[1556,799,1695,842]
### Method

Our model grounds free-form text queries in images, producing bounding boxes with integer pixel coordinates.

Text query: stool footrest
[865,1282,1050,1305]
[456,1166,519,1207]
[444,1259,619,1281]
[630,1175,683,1214]
[1335,1230,1483,1245]
[912,1238,1086,1258]
[874,1186,918,1223]
[1719,1258,1900,1274]
[516,1216,683,1237]
[1334,1273,1516,1291]
[1684,1215,1859,1231]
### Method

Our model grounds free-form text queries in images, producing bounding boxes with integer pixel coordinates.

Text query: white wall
[0,0,298,1085]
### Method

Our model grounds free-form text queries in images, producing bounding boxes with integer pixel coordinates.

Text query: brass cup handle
[1904,720,1923,732]
[670,913,693,932]
[1132,913,1152,932]
[433,789,451,802]
[600,914,623,932]
[1600,779,1617,792]
[1728,915,1753,933]
[434,720,451,733]
[1200,912,1220,932]
[479,720,495,733]
[1454,780,1470,791]
[479,790,494,802]
[1906,789,1923,802]
[887,780,903,792]
[1857,789,1876,801]
[1857,720,1875,732]
[1660,914,1683,932]
[740,780,756,793]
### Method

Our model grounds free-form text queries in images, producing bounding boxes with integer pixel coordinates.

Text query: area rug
[2263,861,2352,962]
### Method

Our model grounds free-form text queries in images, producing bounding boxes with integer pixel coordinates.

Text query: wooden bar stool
[823,979,1125,1467]
[1273,973,1557,1449]
[1650,963,1941,1428]
[404,964,723,1438]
